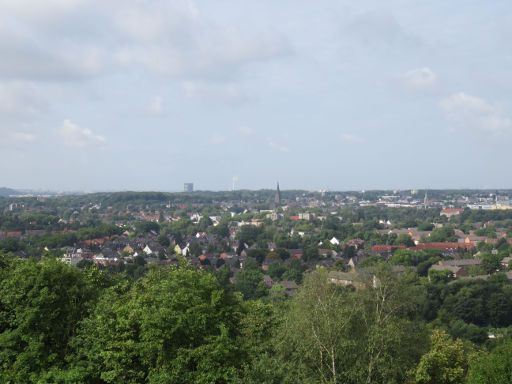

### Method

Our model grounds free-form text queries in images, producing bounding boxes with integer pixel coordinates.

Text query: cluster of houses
[0,229,47,240]
[58,229,305,295]
[54,213,510,271]
[3,196,512,294]
[328,255,512,290]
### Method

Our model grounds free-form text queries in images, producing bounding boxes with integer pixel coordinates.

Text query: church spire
[274,182,281,208]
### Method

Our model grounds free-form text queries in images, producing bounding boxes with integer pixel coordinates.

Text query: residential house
[346,238,365,249]
[262,258,280,272]
[263,275,274,288]
[414,242,475,255]
[440,208,464,218]
[371,245,406,257]
[437,258,482,268]
[280,280,299,296]
[330,237,340,246]
[500,256,512,269]
[428,258,482,280]
[288,249,304,260]
[0,230,23,239]
[319,248,338,258]
[328,271,368,290]
[429,264,467,279]
[122,245,135,255]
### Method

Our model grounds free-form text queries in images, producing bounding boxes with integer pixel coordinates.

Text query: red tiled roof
[288,249,303,258]
[5,231,23,238]
[441,208,464,214]
[371,242,475,253]
[414,242,475,251]
[371,245,406,252]
[81,237,108,246]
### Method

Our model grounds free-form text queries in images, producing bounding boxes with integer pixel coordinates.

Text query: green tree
[136,221,160,234]
[282,259,305,284]
[0,258,98,383]
[157,234,170,247]
[426,227,457,243]
[481,253,501,274]
[279,269,358,383]
[302,246,319,262]
[68,266,244,384]
[234,263,267,300]
[467,340,512,384]
[395,233,415,247]
[268,262,286,280]
[238,225,263,245]
[354,267,428,384]
[236,301,285,383]
[414,330,469,384]
[246,249,267,264]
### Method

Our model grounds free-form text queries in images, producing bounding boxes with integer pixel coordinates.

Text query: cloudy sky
[1,0,511,191]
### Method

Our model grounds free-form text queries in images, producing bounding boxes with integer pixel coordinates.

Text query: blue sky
[0,0,511,191]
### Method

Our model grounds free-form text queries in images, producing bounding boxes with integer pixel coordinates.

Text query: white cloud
[182,81,248,104]
[111,1,289,79]
[440,92,512,137]
[346,10,421,49]
[208,133,227,145]
[0,1,288,82]
[0,0,85,18]
[0,131,37,147]
[11,132,36,143]
[339,133,364,144]
[0,81,46,116]
[147,96,164,115]
[59,119,107,147]
[0,81,46,146]
[236,126,254,136]
[402,67,437,91]
[0,20,106,81]
[269,140,290,153]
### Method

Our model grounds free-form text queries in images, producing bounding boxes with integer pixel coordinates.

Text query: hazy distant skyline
[1,0,511,191]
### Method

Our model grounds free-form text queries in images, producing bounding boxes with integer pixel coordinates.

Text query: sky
[0,0,511,192]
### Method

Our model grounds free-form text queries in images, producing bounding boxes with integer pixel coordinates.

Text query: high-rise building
[184,183,194,192]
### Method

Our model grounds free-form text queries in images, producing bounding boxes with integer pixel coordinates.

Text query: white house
[330,237,340,246]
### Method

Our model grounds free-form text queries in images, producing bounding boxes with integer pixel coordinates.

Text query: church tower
[274,182,281,208]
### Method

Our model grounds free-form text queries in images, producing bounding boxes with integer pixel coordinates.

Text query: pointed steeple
[274,182,281,208]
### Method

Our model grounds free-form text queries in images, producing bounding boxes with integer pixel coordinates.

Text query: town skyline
[4,185,512,195]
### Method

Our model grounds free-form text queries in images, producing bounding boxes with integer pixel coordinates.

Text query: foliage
[2,189,512,382]
[278,268,428,384]
[234,260,268,300]
[68,266,244,384]
[414,330,469,384]
[425,226,458,243]
[467,340,512,384]
[0,259,101,383]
